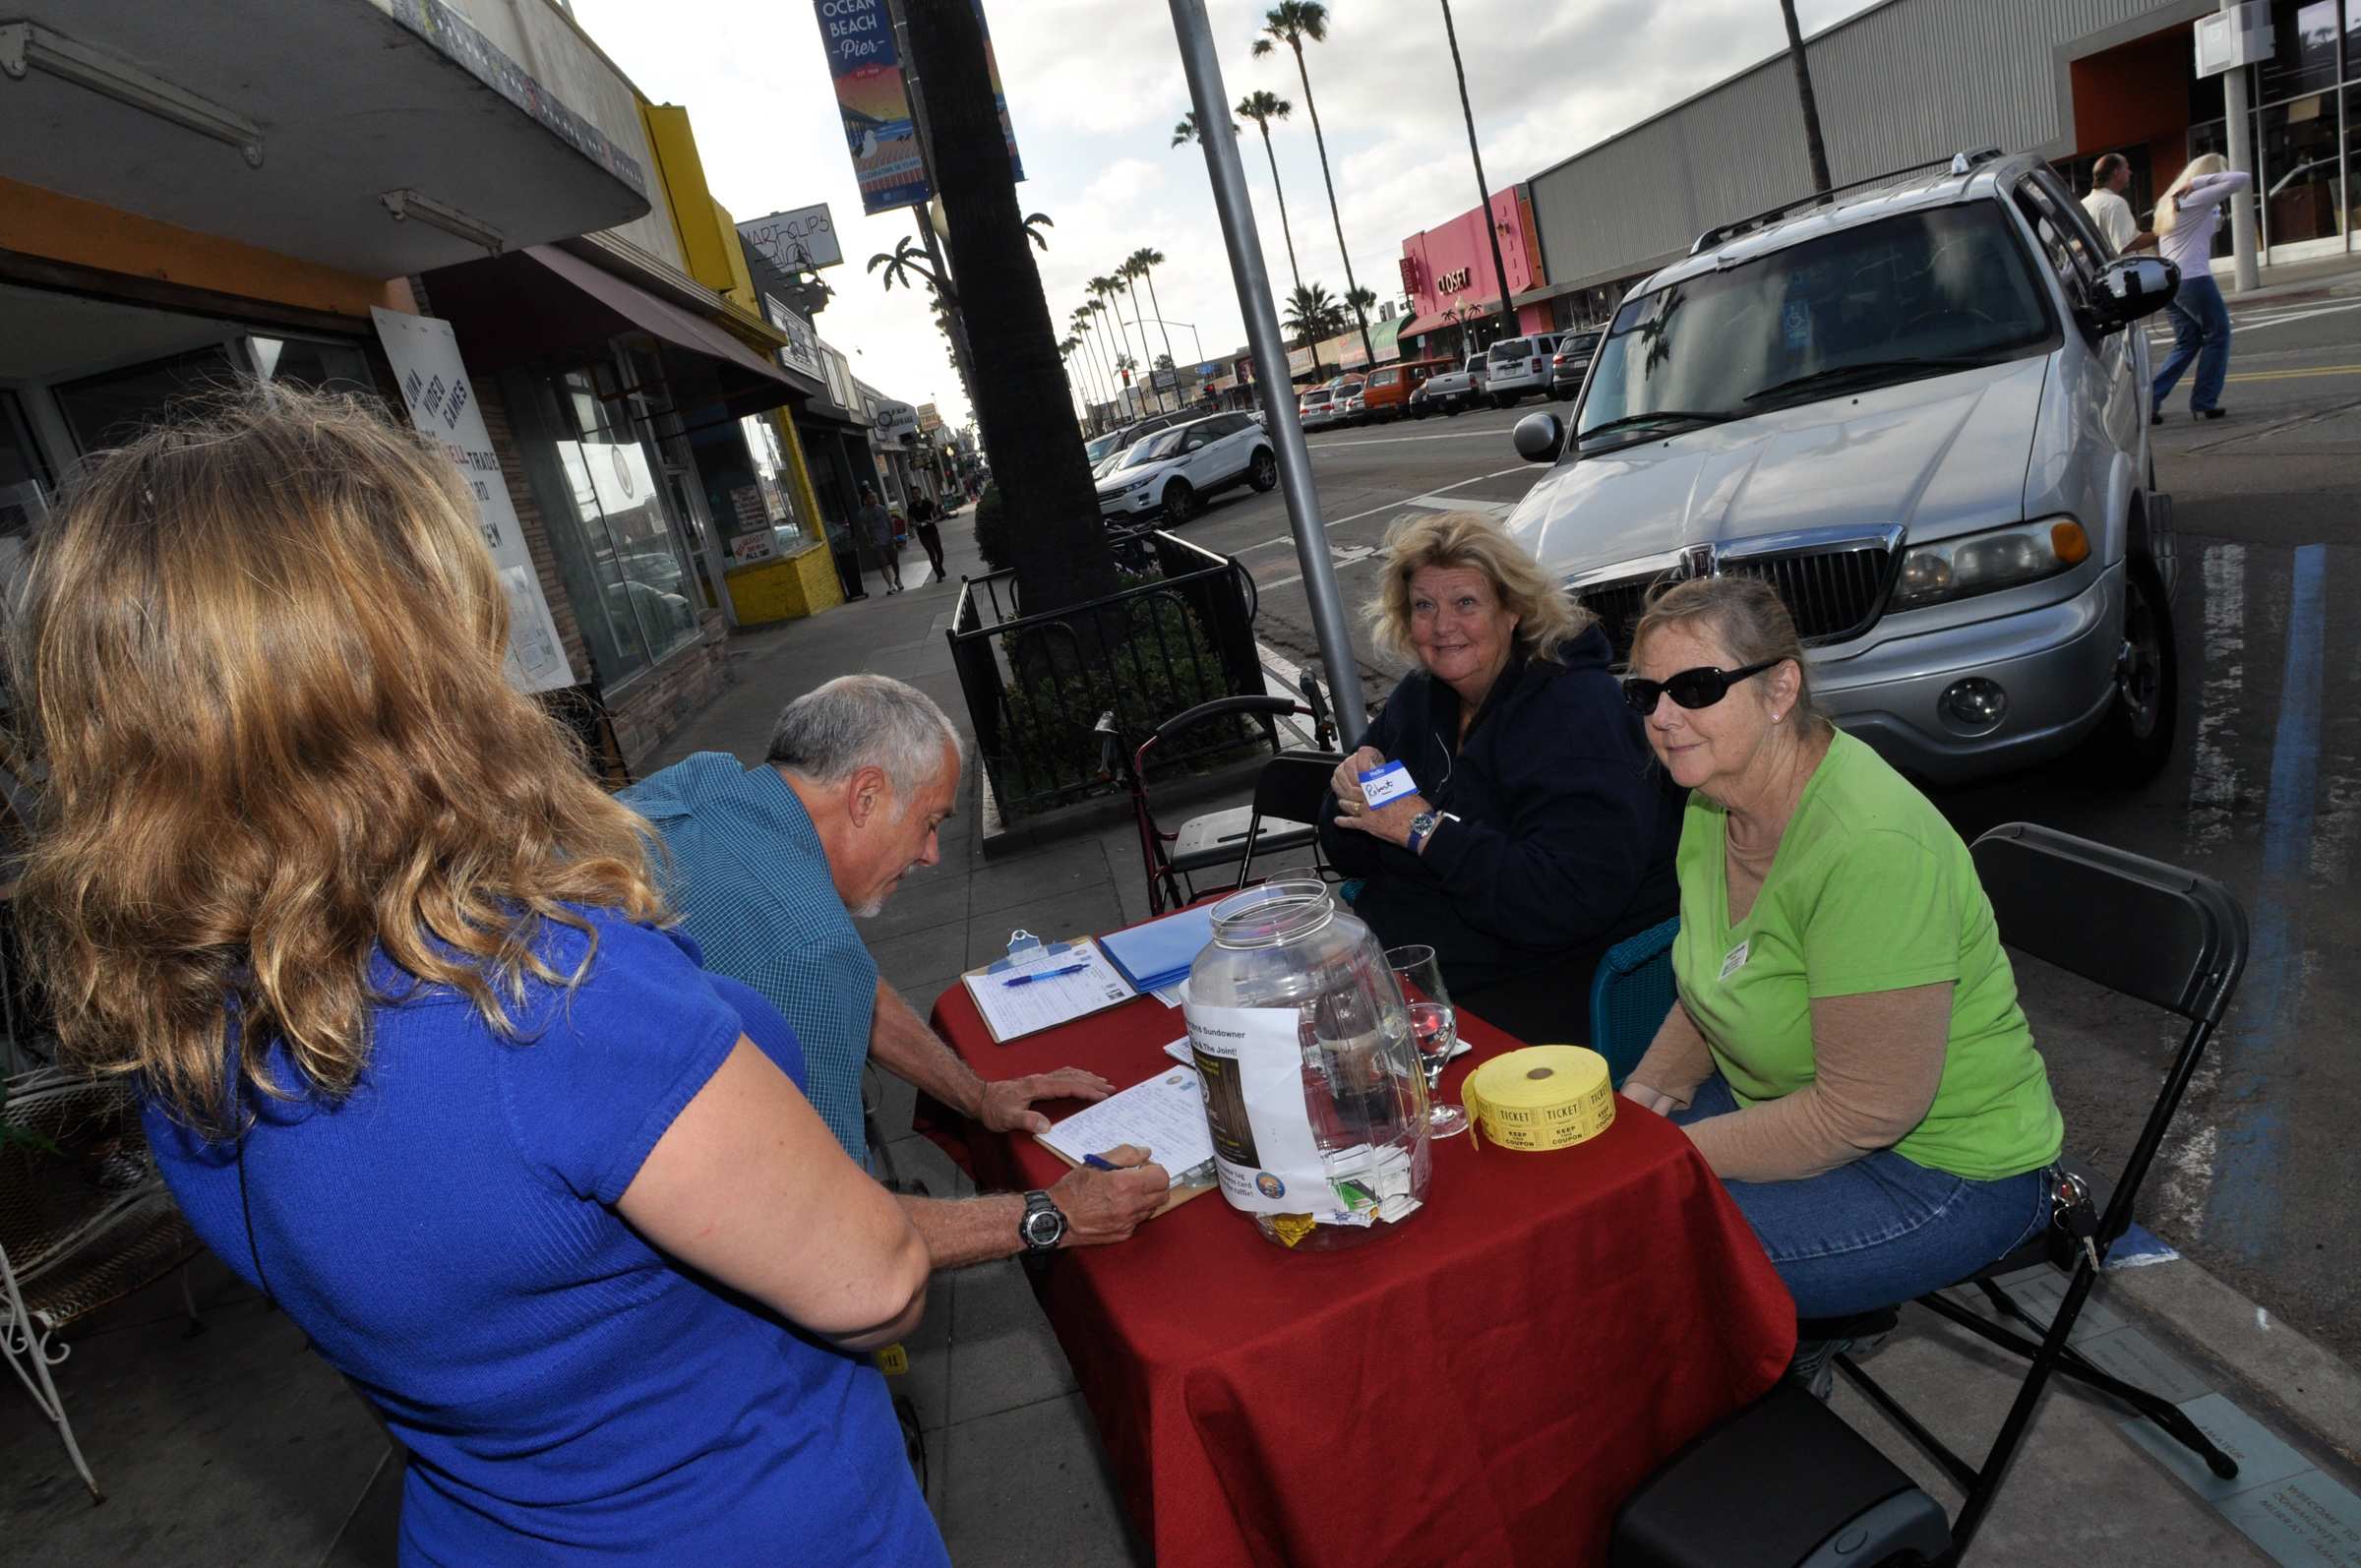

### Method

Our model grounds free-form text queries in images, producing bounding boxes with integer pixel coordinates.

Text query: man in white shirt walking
[2081,153,2154,257]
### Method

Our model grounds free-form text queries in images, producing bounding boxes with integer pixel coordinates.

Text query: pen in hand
[1001,962,1090,987]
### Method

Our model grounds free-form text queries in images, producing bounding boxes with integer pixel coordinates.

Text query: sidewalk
[7,509,2361,1566]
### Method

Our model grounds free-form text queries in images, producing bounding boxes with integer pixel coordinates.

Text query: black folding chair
[1611,823,2250,1567]
[1114,694,1340,916]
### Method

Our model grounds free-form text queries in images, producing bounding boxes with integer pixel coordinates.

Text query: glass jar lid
[1208,879,1335,950]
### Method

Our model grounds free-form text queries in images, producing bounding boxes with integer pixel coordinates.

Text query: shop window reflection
[2261,91,2343,247]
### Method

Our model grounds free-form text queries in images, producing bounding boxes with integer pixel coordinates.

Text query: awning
[0,2,649,277]
[421,245,817,415]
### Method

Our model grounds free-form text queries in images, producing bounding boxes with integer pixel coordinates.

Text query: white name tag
[1359,760,1418,808]
[1719,940,1750,982]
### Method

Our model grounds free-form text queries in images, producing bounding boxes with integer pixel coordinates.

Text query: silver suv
[1505,149,2182,784]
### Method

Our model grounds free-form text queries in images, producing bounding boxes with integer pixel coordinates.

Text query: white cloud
[564,0,1884,427]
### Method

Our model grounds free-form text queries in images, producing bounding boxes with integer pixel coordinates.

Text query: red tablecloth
[927,981,1795,1568]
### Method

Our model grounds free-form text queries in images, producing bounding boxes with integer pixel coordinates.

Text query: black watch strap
[1018,1189,1066,1252]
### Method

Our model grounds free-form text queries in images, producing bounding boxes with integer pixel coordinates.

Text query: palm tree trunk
[1779,0,1833,195]
[1441,0,1519,347]
[1120,278,1162,413]
[903,0,1117,613]
[1288,40,1377,369]
[1144,268,1181,401]
[1257,123,1305,295]
[1081,316,1113,424]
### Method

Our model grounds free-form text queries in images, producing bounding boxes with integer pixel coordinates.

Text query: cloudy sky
[567,0,1881,427]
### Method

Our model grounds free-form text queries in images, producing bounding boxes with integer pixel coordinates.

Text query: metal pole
[2219,10,2261,293]
[1440,0,1519,346]
[1169,0,1367,737]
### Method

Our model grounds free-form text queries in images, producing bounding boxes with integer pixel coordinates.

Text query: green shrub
[972,484,1008,572]
[993,587,1257,809]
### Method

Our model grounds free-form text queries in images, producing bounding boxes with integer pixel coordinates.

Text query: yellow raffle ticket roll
[1462,1046,1615,1152]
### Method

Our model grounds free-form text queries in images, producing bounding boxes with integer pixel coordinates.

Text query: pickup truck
[1419,354,1489,416]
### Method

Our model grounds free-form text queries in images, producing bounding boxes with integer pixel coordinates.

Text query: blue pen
[1000,962,1090,987]
[1082,1153,1120,1171]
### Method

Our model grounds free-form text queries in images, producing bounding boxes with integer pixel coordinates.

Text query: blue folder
[1099,904,1218,995]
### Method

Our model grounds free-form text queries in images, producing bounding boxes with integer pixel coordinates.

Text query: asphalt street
[1153,279,2361,1362]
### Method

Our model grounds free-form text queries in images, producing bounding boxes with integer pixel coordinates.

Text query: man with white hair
[624,675,1168,1265]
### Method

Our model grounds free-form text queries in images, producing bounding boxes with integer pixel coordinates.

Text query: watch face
[1021,1199,1064,1248]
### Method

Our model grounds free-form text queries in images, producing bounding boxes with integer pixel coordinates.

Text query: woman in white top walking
[2149,152,2255,423]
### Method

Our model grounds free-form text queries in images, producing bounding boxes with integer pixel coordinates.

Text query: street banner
[370,308,575,694]
[739,203,843,272]
[814,0,1023,215]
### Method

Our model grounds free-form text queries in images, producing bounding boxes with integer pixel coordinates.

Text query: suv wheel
[1492,391,1519,410]
[1164,479,1200,523]
[1247,449,1278,492]
[2082,557,2177,784]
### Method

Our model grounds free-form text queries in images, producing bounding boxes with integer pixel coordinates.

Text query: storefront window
[741,414,807,554]
[2261,91,2345,246]
[2262,1,2342,102]
[250,336,375,394]
[545,366,699,690]
[53,346,235,452]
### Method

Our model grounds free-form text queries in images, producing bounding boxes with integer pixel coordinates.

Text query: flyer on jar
[1183,1003,1329,1216]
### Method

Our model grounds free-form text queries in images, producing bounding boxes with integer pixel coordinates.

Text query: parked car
[1547,330,1603,400]
[1502,148,2182,785]
[1363,357,1455,423]
[1298,383,1341,430]
[1420,354,1489,415]
[1485,333,1562,407]
[1095,410,1279,524]
[1333,377,1367,426]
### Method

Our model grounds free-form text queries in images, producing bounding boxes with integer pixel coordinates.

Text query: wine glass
[1406,1000,1468,1138]
[1383,943,1448,1007]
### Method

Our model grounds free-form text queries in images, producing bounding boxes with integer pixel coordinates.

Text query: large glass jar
[1182,880,1430,1250]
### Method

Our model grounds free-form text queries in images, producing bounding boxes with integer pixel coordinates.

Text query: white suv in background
[1486,333,1561,407]
[1096,411,1278,524]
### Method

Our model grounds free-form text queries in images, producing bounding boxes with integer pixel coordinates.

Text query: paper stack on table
[1099,905,1216,996]
[1038,1062,1218,1191]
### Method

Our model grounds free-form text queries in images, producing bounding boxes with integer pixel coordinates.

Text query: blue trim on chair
[1587,916,1679,1087]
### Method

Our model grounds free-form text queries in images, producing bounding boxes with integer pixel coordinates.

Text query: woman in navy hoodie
[1319,511,1682,1043]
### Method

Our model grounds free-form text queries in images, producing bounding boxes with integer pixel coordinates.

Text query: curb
[2107,1249,2361,1472]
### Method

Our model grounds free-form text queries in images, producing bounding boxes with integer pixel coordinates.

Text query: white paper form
[959,938,1136,1043]
[1037,1065,1218,1188]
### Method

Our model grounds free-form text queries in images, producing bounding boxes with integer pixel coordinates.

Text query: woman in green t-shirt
[1619,575,2063,1321]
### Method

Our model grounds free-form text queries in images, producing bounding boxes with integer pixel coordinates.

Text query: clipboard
[958,930,1139,1044]
[1032,1050,1221,1218]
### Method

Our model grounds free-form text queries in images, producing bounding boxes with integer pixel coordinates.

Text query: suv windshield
[1575,203,2053,450]
[1134,428,1188,462]
[1085,432,1121,464]
[1488,337,1532,361]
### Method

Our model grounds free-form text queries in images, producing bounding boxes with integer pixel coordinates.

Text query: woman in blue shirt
[8,389,947,1566]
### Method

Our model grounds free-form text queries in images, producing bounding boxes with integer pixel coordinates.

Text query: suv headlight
[1891,517,2090,610]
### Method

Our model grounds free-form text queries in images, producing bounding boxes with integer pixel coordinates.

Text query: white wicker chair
[1,1066,204,1503]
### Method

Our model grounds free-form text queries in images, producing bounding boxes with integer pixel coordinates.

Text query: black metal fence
[948,532,1269,815]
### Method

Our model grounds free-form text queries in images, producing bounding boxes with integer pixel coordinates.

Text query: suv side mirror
[1513,411,1563,464]
[2092,256,2179,331]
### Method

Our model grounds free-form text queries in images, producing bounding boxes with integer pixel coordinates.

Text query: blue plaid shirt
[623,754,878,1161]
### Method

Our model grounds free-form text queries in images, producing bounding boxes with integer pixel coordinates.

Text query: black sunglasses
[1623,659,1782,715]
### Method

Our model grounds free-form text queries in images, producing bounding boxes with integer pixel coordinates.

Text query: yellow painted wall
[725,542,842,625]
[636,102,734,295]
[0,176,411,319]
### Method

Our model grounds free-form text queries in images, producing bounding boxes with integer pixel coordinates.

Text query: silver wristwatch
[1018,1189,1067,1252]
[1406,810,1442,854]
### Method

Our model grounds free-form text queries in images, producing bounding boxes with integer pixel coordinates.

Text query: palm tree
[1252,3,1375,369]
[1079,298,1119,413]
[1171,108,1241,148]
[1778,0,1833,194]
[1087,276,1139,411]
[1071,304,1112,423]
[1236,90,1304,296]
[1022,211,1054,251]
[1437,0,1519,346]
[1113,261,1165,413]
[901,0,1117,613]
[1283,282,1345,382]
[1063,323,1100,417]
[1128,246,1182,407]
[1113,352,1140,414]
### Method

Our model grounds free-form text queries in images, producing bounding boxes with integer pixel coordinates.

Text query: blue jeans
[1672,1075,2050,1317]
[2151,272,2232,413]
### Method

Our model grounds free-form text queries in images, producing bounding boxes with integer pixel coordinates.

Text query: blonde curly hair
[1365,510,1593,667]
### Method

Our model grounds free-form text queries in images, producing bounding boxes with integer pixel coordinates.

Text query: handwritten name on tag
[1359,761,1418,809]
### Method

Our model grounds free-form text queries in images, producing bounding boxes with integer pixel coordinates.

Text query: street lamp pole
[1167,0,1367,738]
[2219,0,2261,293]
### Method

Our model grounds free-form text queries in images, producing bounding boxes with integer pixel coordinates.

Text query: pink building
[1398,186,1554,355]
